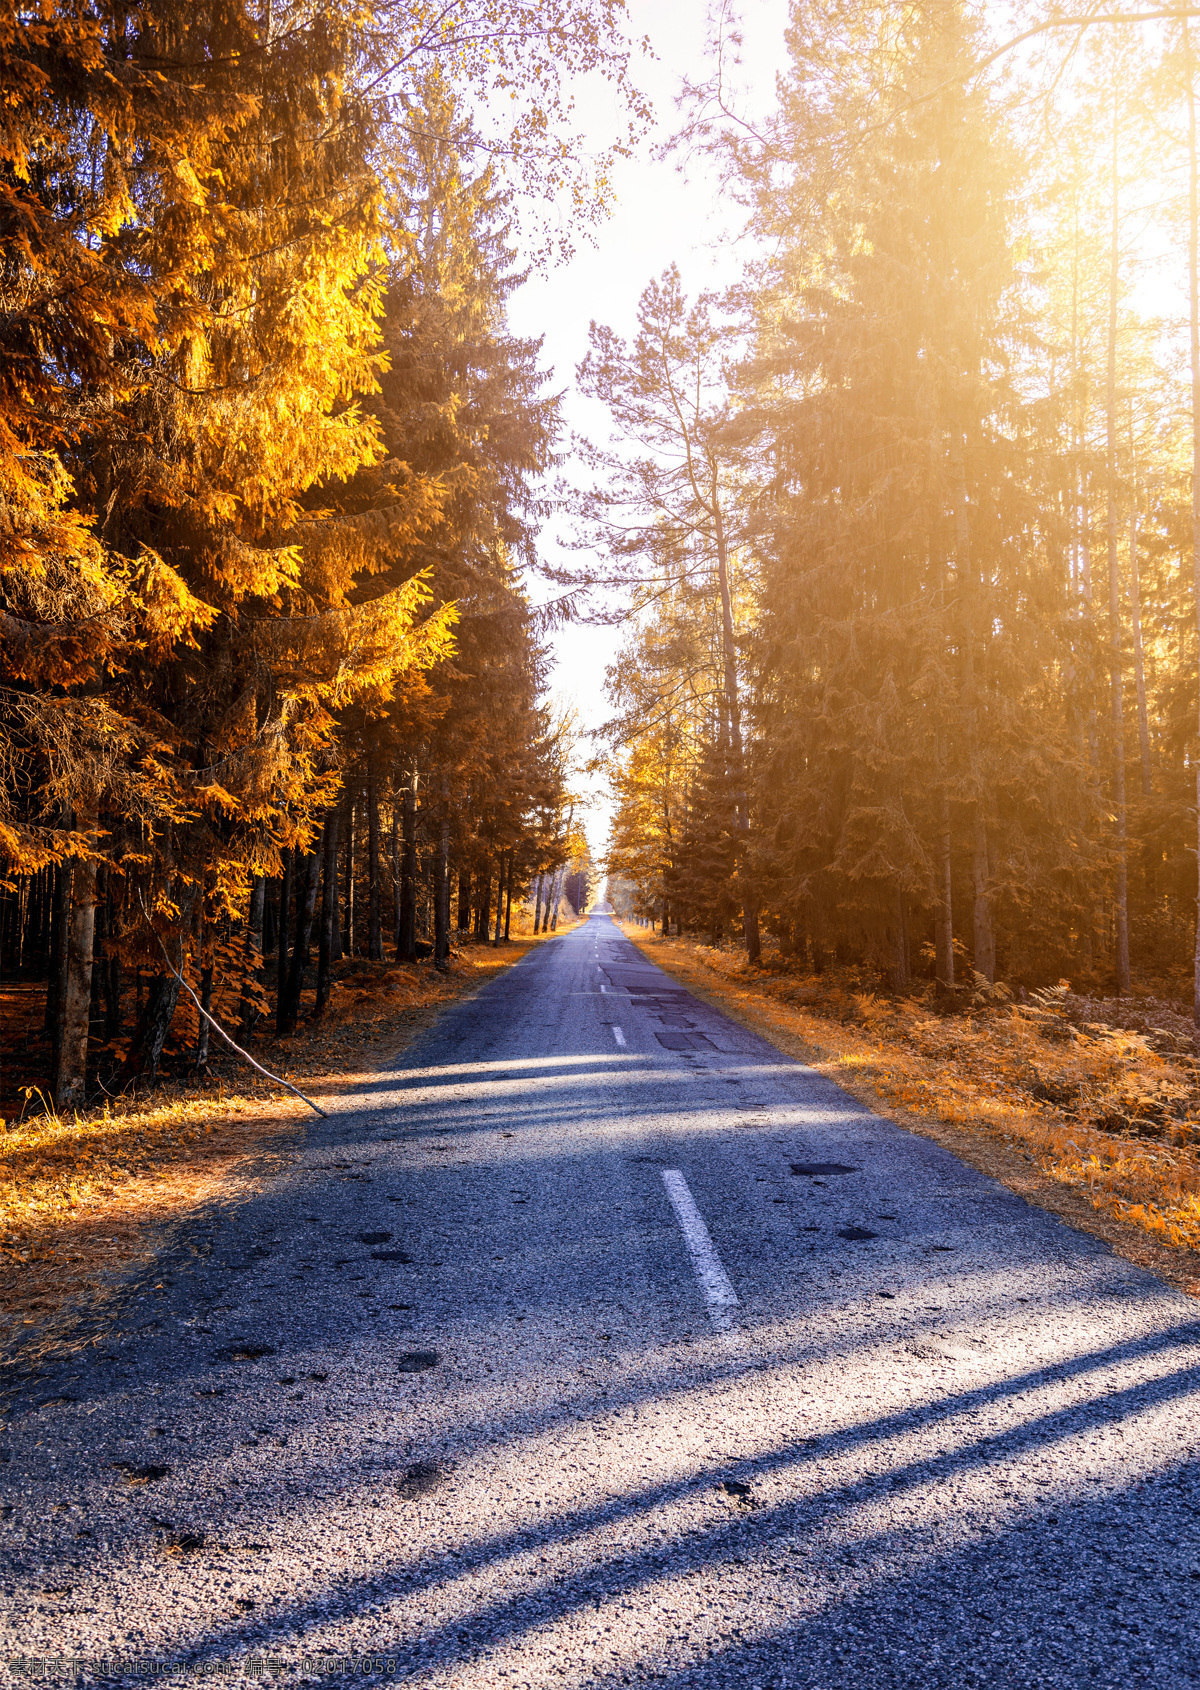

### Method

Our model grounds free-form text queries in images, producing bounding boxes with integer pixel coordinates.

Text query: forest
[0,0,627,1110]
[590,1,1200,1023]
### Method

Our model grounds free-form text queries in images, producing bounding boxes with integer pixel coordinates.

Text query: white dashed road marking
[612,1026,626,1046]
[662,1169,740,1331]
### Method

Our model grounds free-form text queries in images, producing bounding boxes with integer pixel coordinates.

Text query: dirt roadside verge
[620,923,1200,1300]
[1,930,571,1380]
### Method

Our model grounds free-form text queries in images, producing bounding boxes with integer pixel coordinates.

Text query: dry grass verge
[0,931,562,1374]
[621,924,1200,1299]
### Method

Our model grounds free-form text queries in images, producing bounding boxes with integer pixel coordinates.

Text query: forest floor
[0,928,572,1376]
[621,923,1200,1299]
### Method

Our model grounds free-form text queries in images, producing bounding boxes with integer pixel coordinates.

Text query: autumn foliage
[0,0,642,1108]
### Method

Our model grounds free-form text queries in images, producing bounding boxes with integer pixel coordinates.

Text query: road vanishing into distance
[4,911,1200,1688]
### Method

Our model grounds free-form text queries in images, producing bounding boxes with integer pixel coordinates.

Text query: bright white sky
[506,0,790,859]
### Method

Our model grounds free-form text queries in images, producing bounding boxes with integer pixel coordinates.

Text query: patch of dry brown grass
[621,924,1200,1295]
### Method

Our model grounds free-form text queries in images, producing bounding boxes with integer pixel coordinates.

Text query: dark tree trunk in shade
[493,854,506,944]
[279,848,320,1036]
[53,845,97,1112]
[434,807,450,968]
[316,807,339,1014]
[114,971,184,1090]
[262,877,277,957]
[367,763,383,961]
[239,874,265,1034]
[532,872,543,935]
[47,860,70,1043]
[39,865,52,975]
[477,862,492,941]
[195,965,213,1067]
[275,848,293,1034]
[343,795,356,958]
[391,802,401,954]
[398,772,417,962]
[504,854,514,941]
[457,869,470,933]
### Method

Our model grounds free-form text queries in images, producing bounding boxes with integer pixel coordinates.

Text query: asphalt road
[4,911,1200,1688]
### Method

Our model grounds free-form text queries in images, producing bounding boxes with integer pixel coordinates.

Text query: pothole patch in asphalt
[398,1350,440,1374]
[837,1226,878,1242]
[397,1458,453,1498]
[164,1532,206,1555]
[372,1249,413,1262]
[358,1232,393,1246]
[791,1163,859,1177]
[112,1462,172,1484]
[719,1479,757,1507]
[218,1343,276,1362]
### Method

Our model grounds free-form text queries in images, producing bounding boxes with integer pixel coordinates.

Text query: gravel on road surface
[3,912,1199,1688]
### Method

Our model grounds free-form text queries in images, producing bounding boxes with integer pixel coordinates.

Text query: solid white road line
[661,1170,740,1331]
[612,1026,626,1046]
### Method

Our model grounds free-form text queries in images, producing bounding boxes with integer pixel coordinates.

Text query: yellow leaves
[132,551,218,653]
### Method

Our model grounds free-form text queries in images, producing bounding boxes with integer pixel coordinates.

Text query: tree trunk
[47,859,70,1042]
[316,807,339,1014]
[275,847,293,1034]
[891,892,910,991]
[343,794,356,958]
[493,853,506,945]
[434,804,450,968]
[951,430,995,983]
[1129,462,1152,797]
[504,855,514,940]
[478,860,493,942]
[532,872,544,935]
[239,874,265,1035]
[279,848,321,1036]
[1107,86,1131,994]
[114,971,184,1091]
[391,799,401,955]
[1188,19,1200,1024]
[935,780,955,989]
[195,965,213,1069]
[457,868,471,934]
[53,845,97,1111]
[711,485,761,964]
[398,770,417,962]
[367,763,383,961]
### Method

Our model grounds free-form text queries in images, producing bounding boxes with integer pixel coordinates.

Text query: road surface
[3,912,1200,1687]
